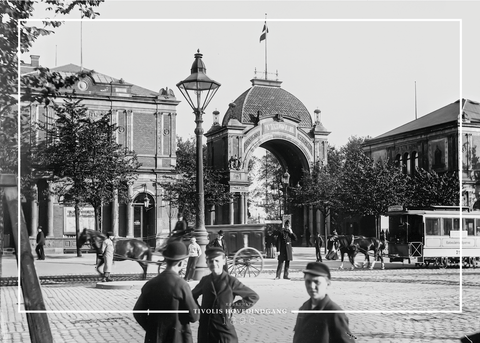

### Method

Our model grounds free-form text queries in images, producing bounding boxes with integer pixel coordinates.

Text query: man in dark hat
[133,241,199,343]
[293,262,355,343]
[35,226,45,260]
[192,247,259,343]
[275,220,297,280]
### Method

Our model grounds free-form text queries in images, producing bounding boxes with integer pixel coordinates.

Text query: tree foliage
[36,95,140,231]
[406,169,460,208]
[160,136,233,223]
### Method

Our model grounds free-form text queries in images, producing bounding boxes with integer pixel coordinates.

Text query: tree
[160,136,233,224]
[0,0,104,253]
[340,136,409,235]
[406,169,460,208]
[291,157,342,235]
[36,95,140,255]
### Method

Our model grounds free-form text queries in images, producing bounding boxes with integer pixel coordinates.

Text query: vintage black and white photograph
[1,1,480,342]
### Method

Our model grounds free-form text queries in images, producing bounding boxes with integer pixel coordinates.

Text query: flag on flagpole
[259,22,268,42]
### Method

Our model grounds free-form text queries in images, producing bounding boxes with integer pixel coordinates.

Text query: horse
[78,228,152,280]
[326,235,385,270]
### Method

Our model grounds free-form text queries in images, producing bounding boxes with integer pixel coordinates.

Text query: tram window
[476,219,480,235]
[443,218,453,236]
[464,219,475,235]
[454,218,460,230]
[425,218,440,235]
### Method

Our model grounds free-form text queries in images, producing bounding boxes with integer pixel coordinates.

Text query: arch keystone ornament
[205,76,331,238]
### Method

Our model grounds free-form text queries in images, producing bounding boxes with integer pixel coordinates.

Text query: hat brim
[163,254,189,261]
[302,269,330,278]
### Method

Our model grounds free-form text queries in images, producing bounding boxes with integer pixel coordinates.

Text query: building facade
[20,56,180,253]
[362,98,480,218]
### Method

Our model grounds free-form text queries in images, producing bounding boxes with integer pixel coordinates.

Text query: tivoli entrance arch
[205,77,331,244]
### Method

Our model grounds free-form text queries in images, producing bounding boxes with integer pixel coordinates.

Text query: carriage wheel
[232,247,264,278]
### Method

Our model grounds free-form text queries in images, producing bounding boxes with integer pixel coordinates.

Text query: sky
[24,1,479,149]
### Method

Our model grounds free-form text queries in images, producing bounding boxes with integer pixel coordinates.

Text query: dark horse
[78,228,152,279]
[326,235,385,270]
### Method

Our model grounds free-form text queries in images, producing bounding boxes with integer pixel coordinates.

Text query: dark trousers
[315,246,323,262]
[276,259,290,278]
[185,256,199,280]
[35,244,45,260]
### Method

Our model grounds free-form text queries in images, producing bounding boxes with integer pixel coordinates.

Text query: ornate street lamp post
[177,50,221,279]
[281,169,290,215]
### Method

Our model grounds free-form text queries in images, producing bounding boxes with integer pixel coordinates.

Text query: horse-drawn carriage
[79,224,266,279]
[386,206,480,268]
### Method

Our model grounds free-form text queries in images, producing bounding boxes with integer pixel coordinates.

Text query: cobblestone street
[2,258,479,342]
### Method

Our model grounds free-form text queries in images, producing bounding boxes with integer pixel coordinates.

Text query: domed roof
[222,78,313,127]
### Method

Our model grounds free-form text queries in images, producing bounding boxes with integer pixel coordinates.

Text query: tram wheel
[231,247,264,278]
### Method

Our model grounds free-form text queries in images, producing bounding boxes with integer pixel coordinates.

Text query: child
[293,262,355,343]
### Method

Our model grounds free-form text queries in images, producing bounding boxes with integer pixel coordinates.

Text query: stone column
[111,191,119,237]
[127,185,134,237]
[229,197,235,225]
[47,182,54,237]
[243,193,248,224]
[30,184,39,236]
[239,193,245,224]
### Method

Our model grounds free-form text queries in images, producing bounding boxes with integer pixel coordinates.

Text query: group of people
[133,241,260,343]
[132,219,354,343]
[132,239,354,343]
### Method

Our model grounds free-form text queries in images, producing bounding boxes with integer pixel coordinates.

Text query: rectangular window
[426,218,440,235]
[443,218,453,236]
[464,218,475,236]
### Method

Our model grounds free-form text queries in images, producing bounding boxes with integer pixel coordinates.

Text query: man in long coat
[314,233,324,262]
[100,231,114,282]
[192,247,259,343]
[134,241,199,343]
[35,226,45,260]
[275,220,297,280]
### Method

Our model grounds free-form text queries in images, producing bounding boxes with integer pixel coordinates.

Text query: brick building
[19,55,180,253]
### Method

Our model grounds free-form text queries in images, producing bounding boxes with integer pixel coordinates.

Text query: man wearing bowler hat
[209,230,228,272]
[133,241,199,343]
[192,247,259,343]
[293,262,355,343]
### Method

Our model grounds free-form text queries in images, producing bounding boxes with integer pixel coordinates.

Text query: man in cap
[192,247,259,343]
[293,262,355,343]
[209,230,228,272]
[133,241,199,343]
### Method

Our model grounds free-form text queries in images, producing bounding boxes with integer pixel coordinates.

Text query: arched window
[403,153,410,174]
[411,151,419,174]
[395,154,401,170]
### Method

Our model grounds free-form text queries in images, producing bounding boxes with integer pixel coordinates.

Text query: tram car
[386,205,480,268]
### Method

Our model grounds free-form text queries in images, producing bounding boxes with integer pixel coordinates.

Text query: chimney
[30,55,40,68]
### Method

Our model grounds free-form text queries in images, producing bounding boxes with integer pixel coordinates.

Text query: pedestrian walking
[133,241,199,343]
[275,220,297,280]
[98,231,114,282]
[192,247,259,343]
[184,237,201,281]
[293,262,355,343]
[35,226,45,260]
[314,233,324,262]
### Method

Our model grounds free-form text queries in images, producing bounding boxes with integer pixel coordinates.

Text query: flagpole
[264,14,267,80]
